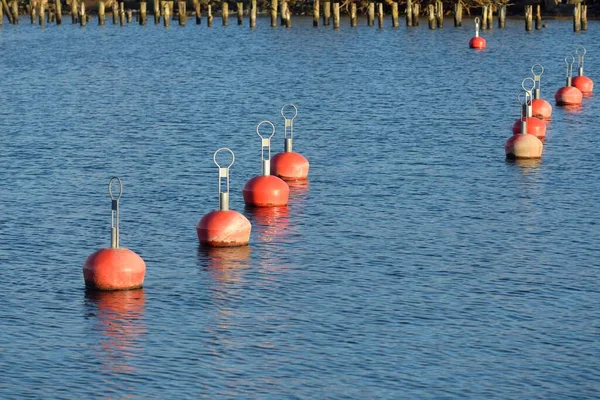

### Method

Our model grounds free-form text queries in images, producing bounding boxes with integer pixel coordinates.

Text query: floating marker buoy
[197,148,251,247]
[243,121,290,207]
[469,17,486,49]
[506,91,543,160]
[512,78,546,140]
[271,104,310,181]
[572,46,594,95]
[530,64,553,120]
[83,177,146,291]
[555,56,583,106]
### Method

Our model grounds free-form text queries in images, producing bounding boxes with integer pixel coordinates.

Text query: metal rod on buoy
[108,177,123,249]
[213,148,235,211]
[565,56,575,87]
[521,78,535,118]
[474,16,480,37]
[575,46,586,77]
[256,121,276,176]
[518,91,530,135]
[281,104,298,153]
[531,64,544,100]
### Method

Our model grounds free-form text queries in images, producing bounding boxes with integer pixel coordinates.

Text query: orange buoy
[469,18,486,49]
[555,56,583,106]
[271,104,310,181]
[243,121,290,207]
[572,46,594,95]
[506,91,543,160]
[530,64,552,120]
[83,177,146,291]
[197,148,251,247]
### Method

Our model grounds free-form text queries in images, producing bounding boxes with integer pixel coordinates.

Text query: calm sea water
[0,15,599,399]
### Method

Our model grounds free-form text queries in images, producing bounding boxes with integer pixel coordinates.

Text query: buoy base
[271,152,310,181]
[555,86,583,106]
[531,99,552,120]
[505,134,543,160]
[512,117,546,139]
[243,175,290,207]
[572,75,594,95]
[197,210,251,247]
[83,248,146,291]
[469,37,486,49]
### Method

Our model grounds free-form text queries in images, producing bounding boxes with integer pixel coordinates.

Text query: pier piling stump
[406,0,412,26]
[377,1,383,28]
[237,1,243,25]
[40,1,46,26]
[154,0,161,23]
[194,0,200,23]
[323,0,330,25]
[55,0,61,24]
[207,3,213,26]
[435,0,443,28]
[412,3,419,26]
[453,0,461,27]
[30,0,37,24]
[535,4,541,30]
[487,4,492,29]
[333,1,340,28]
[112,1,118,23]
[127,9,132,23]
[391,1,398,27]
[498,4,505,28]
[140,1,147,25]
[99,1,105,24]
[79,2,85,26]
[119,1,125,25]
[581,4,587,31]
[481,5,487,29]
[71,0,78,23]
[367,2,374,26]
[313,0,319,26]
[572,3,580,32]
[525,5,532,31]
[350,1,356,27]
[249,0,255,27]
[221,1,227,26]
[428,4,434,29]
[163,0,170,26]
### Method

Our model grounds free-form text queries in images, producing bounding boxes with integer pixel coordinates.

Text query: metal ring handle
[108,177,123,201]
[281,104,298,121]
[575,46,586,57]
[565,56,575,67]
[213,147,235,169]
[522,77,535,93]
[474,17,480,24]
[531,64,544,78]
[256,120,276,140]
[517,90,531,105]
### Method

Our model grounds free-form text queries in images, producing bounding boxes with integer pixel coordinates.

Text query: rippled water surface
[1,16,599,398]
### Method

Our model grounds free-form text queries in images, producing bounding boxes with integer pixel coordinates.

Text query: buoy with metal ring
[197,148,252,247]
[512,78,546,140]
[271,104,310,181]
[83,177,146,291]
[572,46,594,95]
[555,56,583,106]
[243,121,290,207]
[530,64,553,120]
[506,91,543,160]
[469,17,486,49]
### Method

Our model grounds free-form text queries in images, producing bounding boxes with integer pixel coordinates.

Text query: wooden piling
[71,0,78,23]
[221,1,227,26]
[270,0,277,27]
[54,0,61,24]
[350,1,357,27]
[333,2,340,28]
[427,4,434,29]
[481,5,487,29]
[79,2,85,26]
[284,0,291,27]
[178,1,185,25]
[154,0,161,23]
[323,0,330,26]
[436,0,443,28]
[30,0,36,24]
[280,0,286,25]
[0,1,3,25]
[313,0,319,27]
[487,4,492,29]
[498,4,505,28]
[49,10,54,23]
[127,9,133,23]
[98,1,105,24]
[249,0,255,28]
[412,3,419,26]
[3,0,13,24]
[453,0,461,27]
[581,4,587,31]
[367,2,374,26]
[119,1,125,25]
[525,5,532,32]
[163,0,170,26]
[237,1,242,25]
[39,1,46,26]
[112,1,118,23]
[377,2,383,28]
[140,1,147,25]
[391,1,398,28]
[406,0,412,26]
[194,0,200,24]
[535,4,541,30]
[573,3,580,32]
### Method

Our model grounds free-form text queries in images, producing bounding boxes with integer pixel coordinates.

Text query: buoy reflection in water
[245,206,290,243]
[197,246,251,283]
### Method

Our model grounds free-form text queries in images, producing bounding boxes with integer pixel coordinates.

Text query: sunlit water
[0,16,599,398]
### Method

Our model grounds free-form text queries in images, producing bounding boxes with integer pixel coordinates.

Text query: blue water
[0,15,599,399]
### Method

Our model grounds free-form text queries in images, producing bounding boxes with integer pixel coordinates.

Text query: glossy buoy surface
[531,99,552,120]
[512,117,546,139]
[271,152,310,181]
[197,210,251,247]
[83,248,146,291]
[505,134,543,160]
[469,37,486,49]
[572,76,594,95]
[243,175,289,207]
[555,86,583,106]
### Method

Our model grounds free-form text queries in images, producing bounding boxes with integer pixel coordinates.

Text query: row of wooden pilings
[0,1,590,32]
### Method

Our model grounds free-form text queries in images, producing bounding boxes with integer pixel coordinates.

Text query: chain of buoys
[512,78,546,140]
[83,177,146,291]
[271,104,310,181]
[469,17,486,49]
[197,148,252,247]
[555,55,583,107]
[243,121,290,207]
[530,64,553,120]
[506,90,544,160]
[572,46,594,96]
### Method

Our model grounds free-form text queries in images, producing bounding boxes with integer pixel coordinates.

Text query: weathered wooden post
[0,2,3,25]
[284,0,291,27]
[269,0,276,26]
[40,0,46,26]
[154,0,161,23]
[525,4,532,31]
[427,3,434,29]
[140,0,147,25]
[54,0,61,24]
[498,4,505,28]
[249,0,255,27]
[412,2,419,26]
[535,4,541,30]
[323,0,330,25]
[119,1,125,25]
[350,1,357,27]
[332,1,339,28]
[487,3,492,29]
[406,0,412,26]
[237,1,242,25]
[367,1,374,26]
[312,0,318,26]
[481,5,487,29]
[177,0,184,25]
[163,0,170,26]
[127,9,133,22]
[391,0,398,27]
[572,3,580,32]
[581,4,587,31]
[112,1,118,23]
[377,1,383,28]
[453,0,461,27]
[280,0,286,24]
[436,0,443,28]
[193,0,200,23]
[221,1,227,25]
[98,1,105,24]
[30,0,37,24]
[71,0,78,23]
[79,2,85,26]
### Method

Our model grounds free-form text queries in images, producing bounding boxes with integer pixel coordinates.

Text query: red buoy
[530,64,552,120]
[83,177,146,291]
[556,56,583,106]
[271,104,310,181]
[197,148,251,247]
[572,46,594,95]
[512,117,546,139]
[243,121,290,207]
[469,18,486,49]
[506,91,543,160]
